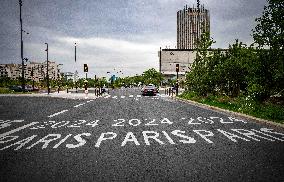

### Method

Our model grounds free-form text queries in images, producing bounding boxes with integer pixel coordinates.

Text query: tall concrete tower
[177,3,210,49]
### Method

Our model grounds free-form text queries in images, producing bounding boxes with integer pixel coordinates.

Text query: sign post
[84,64,88,98]
[176,64,179,96]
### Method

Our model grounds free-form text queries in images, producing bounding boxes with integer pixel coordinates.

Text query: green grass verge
[178,92,284,124]
[0,87,33,94]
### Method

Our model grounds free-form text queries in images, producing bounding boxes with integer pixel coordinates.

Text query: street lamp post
[19,0,29,91]
[45,43,50,94]
[75,43,78,93]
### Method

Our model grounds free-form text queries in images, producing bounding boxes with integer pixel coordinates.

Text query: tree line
[185,0,283,102]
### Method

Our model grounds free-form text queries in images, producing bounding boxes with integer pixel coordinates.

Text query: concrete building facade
[0,61,61,82]
[177,4,210,49]
[158,49,196,80]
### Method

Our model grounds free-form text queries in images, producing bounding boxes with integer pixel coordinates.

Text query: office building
[177,4,210,49]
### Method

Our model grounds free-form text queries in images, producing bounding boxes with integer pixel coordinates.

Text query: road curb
[173,96,284,128]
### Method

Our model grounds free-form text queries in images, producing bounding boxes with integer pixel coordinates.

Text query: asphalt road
[0,88,284,182]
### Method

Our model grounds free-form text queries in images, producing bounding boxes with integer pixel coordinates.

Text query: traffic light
[176,64,179,72]
[84,64,88,72]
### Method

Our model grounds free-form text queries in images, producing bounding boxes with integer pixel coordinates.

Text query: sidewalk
[0,90,105,100]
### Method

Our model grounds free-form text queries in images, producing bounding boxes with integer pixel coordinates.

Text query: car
[141,85,159,96]
[9,85,23,92]
[101,87,108,93]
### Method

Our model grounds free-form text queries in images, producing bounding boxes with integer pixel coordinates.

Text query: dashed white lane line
[121,96,126,99]
[73,103,86,108]
[48,110,68,118]
[112,96,117,99]
[137,95,142,98]
[129,95,134,98]
[104,95,111,99]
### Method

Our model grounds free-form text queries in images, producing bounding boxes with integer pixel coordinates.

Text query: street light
[45,43,50,94]
[74,42,78,93]
[19,0,29,92]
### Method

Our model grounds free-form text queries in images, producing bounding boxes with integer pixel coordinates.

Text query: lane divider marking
[73,103,85,108]
[48,110,68,118]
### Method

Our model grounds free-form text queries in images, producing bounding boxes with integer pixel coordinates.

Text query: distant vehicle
[141,85,158,96]
[9,85,23,92]
[9,85,38,92]
[101,87,108,93]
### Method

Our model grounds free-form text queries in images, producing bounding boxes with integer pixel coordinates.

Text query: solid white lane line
[48,110,68,118]
[73,103,85,108]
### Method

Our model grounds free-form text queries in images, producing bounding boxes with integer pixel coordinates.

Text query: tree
[142,68,163,86]
[252,0,284,98]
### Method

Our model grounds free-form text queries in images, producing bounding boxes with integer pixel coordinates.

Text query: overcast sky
[0,0,268,78]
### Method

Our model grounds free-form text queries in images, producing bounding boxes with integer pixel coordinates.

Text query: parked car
[9,85,23,92]
[141,85,159,96]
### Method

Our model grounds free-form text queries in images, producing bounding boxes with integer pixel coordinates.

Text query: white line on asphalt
[137,95,141,97]
[121,96,125,98]
[104,95,111,99]
[48,110,68,118]
[0,122,39,138]
[129,95,134,98]
[73,103,85,108]
[112,96,117,99]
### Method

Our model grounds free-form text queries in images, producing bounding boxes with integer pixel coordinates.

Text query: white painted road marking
[104,95,111,99]
[137,95,141,98]
[0,122,39,138]
[112,96,117,99]
[121,96,125,99]
[48,110,69,118]
[74,103,85,108]
[129,95,134,98]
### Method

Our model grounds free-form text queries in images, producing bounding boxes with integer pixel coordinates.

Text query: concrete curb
[173,96,284,128]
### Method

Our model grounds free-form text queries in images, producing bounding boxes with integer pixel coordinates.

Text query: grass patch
[0,87,33,94]
[178,92,284,124]
[0,87,14,94]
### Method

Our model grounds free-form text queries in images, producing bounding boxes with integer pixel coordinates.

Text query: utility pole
[176,64,179,96]
[45,43,50,94]
[19,0,25,91]
[75,43,78,93]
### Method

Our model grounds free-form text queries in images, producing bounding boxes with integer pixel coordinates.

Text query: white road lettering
[142,131,164,145]
[251,129,284,142]
[0,135,37,151]
[0,135,19,144]
[95,132,117,147]
[121,132,140,146]
[162,131,175,144]
[66,133,91,148]
[231,129,275,142]
[0,122,38,138]
[260,128,284,138]
[193,130,214,143]
[53,134,72,148]
[26,134,61,149]
[172,130,196,144]
[217,129,250,142]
